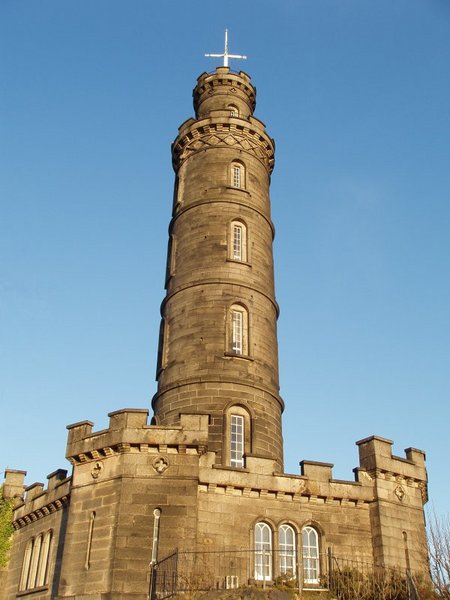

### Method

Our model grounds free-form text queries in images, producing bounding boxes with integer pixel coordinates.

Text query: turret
[152,67,283,470]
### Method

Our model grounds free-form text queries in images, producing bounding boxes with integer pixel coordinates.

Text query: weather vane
[205,29,247,67]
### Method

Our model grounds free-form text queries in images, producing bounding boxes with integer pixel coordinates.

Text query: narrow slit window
[85,511,96,570]
[230,414,244,467]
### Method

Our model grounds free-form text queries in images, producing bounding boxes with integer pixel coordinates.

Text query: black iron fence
[330,555,421,600]
[150,549,422,600]
[150,548,324,599]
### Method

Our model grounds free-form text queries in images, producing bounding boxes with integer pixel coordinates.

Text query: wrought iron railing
[150,548,421,600]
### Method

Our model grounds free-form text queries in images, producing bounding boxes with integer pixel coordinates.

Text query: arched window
[230,220,247,262]
[36,530,52,587]
[231,162,245,189]
[255,522,272,581]
[19,531,53,591]
[279,524,296,579]
[223,404,251,468]
[28,533,42,589]
[230,414,244,467]
[229,105,239,117]
[19,538,33,591]
[302,526,320,584]
[229,304,248,356]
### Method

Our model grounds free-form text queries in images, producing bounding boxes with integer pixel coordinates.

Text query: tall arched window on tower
[302,526,320,584]
[229,220,247,262]
[255,522,272,581]
[279,524,296,579]
[231,161,245,189]
[229,304,248,356]
[224,404,251,468]
[230,414,244,467]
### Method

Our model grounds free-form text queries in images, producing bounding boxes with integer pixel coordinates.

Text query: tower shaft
[152,67,283,470]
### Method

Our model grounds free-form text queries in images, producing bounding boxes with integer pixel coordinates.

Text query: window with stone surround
[255,522,272,581]
[223,404,251,469]
[302,526,320,584]
[229,304,248,356]
[19,530,52,592]
[228,105,239,117]
[231,161,245,189]
[229,220,248,262]
[230,414,244,467]
[279,524,296,579]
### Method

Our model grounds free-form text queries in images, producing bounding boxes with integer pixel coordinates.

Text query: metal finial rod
[205,29,247,67]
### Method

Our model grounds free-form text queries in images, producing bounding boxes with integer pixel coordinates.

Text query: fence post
[148,562,157,600]
[327,547,333,591]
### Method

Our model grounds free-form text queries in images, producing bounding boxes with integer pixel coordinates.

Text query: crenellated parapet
[356,435,428,504]
[4,468,70,530]
[66,408,210,467]
[193,68,256,117]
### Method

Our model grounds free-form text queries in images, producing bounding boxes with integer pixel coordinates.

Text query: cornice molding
[172,122,275,173]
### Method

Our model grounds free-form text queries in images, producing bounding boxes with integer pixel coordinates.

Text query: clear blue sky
[1,1,449,518]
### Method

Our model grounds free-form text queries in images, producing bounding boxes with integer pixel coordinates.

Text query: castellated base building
[1,68,429,600]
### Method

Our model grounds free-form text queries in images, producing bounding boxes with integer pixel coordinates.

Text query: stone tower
[0,65,430,600]
[152,67,284,470]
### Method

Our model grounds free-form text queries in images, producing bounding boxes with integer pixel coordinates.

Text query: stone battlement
[3,468,70,530]
[66,408,210,465]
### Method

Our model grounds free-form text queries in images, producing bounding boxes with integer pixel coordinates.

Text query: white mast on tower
[205,29,247,67]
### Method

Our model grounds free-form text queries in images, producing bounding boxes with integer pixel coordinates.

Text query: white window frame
[279,524,296,579]
[231,309,243,355]
[230,414,245,467]
[255,522,272,581]
[302,526,320,584]
[230,220,247,262]
[231,162,244,189]
[232,223,243,260]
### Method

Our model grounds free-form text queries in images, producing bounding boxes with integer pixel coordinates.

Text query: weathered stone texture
[1,68,430,600]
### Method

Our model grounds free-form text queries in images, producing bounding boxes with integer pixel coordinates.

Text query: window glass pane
[302,527,319,584]
[255,523,272,581]
[232,165,241,188]
[230,414,244,467]
[279,525,296,578]
[232,310,243,354]
[233,224,242,260]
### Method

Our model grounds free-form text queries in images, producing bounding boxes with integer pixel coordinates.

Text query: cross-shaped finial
[205,29,247,68]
